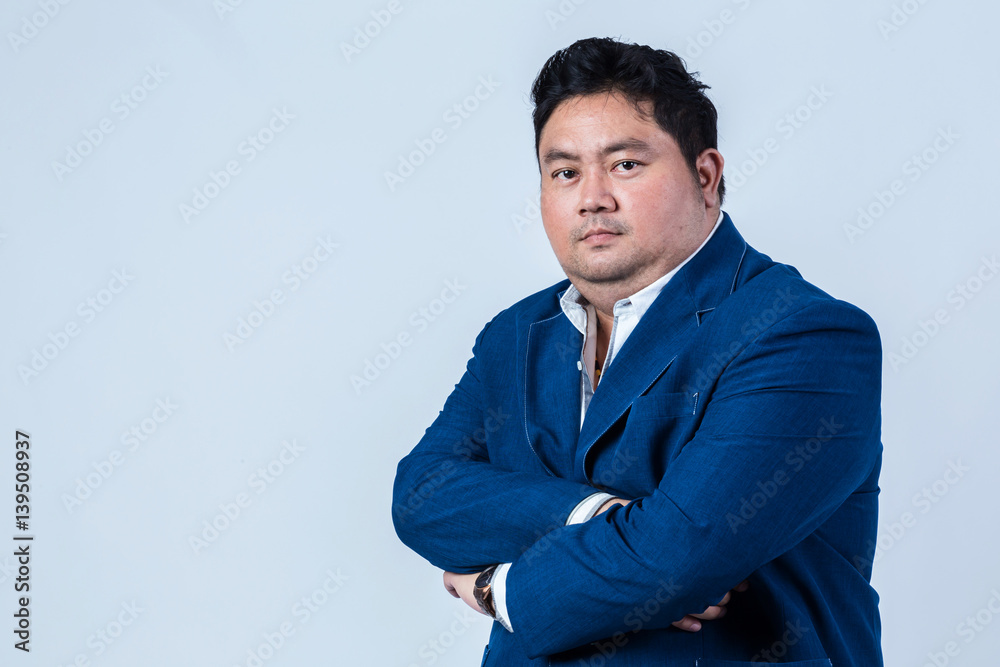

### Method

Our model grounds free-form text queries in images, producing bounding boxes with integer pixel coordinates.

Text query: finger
[716,591,731,606]
[690,605,727,620]
[671,615,703,632]
[442,574,459,597]
[735,579,750,592]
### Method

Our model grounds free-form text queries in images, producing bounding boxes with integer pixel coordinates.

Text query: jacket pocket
[628,391,699,421]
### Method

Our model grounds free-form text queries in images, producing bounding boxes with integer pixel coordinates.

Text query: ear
[695,148,725,210]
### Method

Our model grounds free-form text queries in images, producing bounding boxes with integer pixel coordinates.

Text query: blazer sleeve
[391,313,600,574]
[502,300,883,657]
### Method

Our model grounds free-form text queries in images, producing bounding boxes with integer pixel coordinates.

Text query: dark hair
[530,36,725,203]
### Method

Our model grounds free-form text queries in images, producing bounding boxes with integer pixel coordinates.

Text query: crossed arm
[440,495,746,633]
[391,301,882,656]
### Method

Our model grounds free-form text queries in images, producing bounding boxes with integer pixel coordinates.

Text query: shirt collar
[559,209,725,332]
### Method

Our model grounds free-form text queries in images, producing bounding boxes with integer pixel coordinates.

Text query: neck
[576,277,652,320]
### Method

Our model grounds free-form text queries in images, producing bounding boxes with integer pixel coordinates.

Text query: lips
[582,228,615,239]
[581,228,620,244]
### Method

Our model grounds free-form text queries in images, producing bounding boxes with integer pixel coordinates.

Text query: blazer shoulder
[732,261,880,342]
[469,278,570,351]
[485,279,571,329]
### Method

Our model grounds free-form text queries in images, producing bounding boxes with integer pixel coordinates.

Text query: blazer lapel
[574,282,697,483]
[575,212,749,484]
[522,310,584,479]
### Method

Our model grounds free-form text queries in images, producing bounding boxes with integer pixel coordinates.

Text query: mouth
[581,228,621,244]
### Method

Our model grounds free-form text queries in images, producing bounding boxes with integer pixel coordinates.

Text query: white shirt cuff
[566,491,615,525]
[491,563,514,633]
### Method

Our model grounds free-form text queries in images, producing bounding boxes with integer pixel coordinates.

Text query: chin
[573,266,639,285]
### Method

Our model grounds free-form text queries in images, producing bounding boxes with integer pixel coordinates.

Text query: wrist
[473,565,499,617]
[596,496,627,515]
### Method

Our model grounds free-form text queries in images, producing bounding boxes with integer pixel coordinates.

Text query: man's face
[537,91,719,296]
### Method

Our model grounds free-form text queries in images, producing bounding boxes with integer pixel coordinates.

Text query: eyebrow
[541,138,655,166]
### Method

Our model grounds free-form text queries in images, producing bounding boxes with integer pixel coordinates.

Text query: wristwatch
[473,565,499,618]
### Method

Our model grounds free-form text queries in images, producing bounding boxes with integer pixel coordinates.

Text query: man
[392,37,883,666]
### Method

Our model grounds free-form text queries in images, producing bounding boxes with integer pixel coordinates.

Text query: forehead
[538,92,667,158]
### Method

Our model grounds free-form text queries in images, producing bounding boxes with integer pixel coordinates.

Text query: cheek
[540,199,571,238]
[538,211,560,247]
[540,220,570,258]
[540,190,563,220]
[620,199,681,245]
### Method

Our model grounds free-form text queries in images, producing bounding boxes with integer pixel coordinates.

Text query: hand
[443,570,488,615]
[594,496,629,515]
[671,580,750,632]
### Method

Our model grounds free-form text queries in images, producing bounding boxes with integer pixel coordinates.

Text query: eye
[554,169,577,180]
[615,160,640,172]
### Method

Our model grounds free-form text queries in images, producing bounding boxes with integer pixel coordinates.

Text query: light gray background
[2,1,997,665]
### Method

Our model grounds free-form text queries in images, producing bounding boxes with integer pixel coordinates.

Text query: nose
[578,170,616,215]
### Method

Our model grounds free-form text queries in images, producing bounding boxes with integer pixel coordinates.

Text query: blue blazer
[392,213,883,666]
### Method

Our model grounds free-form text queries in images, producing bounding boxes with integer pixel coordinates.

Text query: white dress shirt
[490,210,726,633]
